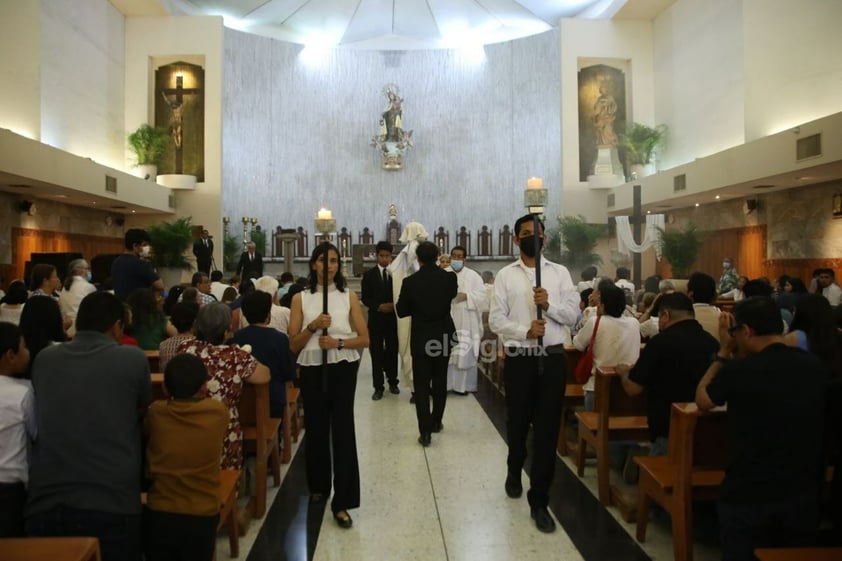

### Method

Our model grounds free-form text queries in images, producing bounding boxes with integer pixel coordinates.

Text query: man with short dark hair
[489,214,579,533]
[111,228,164,301]
[192,229,214,275]
[26,291,152,561]
[188,272,216,306]
[209,270,227,302]
[396,241,457,447]
[618,292,719,455]
[816,268,841,306]
[687,271,721,341]
[361,241,399,400]
[696,297,826,560]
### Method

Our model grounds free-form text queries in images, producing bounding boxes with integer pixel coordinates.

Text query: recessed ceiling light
[92,201,96,204]
[646,210,651,214]
[131,210,136,213]
[715,195,721,200]
[695,203,700,207]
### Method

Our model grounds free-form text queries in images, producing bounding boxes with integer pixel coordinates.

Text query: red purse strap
[584,315,601,357]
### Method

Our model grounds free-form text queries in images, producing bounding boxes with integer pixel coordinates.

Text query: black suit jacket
[193,238,214,272]
[236,251,264,278]
[361,265,397,333]
[396,264,458,357]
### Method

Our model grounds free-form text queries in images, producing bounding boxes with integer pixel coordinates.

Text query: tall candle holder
[524,177,548,373]
[241,217,249,250]
[340,237,349,278]
[314,208,336,389]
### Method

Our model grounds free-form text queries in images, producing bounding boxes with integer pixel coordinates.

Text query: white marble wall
[222,29,561,252]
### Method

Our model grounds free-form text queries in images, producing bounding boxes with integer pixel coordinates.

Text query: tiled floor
[231,354,722,561]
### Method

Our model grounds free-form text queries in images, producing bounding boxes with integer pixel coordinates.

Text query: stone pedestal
[276,233,299,274]
[587,145,625,189]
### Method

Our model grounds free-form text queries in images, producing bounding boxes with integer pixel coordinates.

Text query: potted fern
[545,215,605,280]
[127,124,168,181]
[619,122,667,178]
[147,216,194,287]
[656,223,702,279]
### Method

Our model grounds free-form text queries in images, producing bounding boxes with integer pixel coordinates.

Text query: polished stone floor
[224,354,720,561]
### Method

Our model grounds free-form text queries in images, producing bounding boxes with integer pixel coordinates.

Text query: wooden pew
[0,537,101,561]
[754,548,842,561]
[286,382,301,446]
[145,349,160,373]
[240,382,282,518]
[557,346,585,456]
[634,402,727,561]
[575,366,649,505]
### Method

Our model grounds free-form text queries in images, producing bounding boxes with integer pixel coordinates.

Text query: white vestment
[388,221,428,386]
[447,266,487,393]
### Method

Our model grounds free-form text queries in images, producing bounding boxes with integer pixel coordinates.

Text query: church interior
[1,0,841,560]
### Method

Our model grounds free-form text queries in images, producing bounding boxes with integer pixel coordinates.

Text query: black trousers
[26,505,142,561]
[412,353,449,434]
[143,507,218,561]
[369,320,398,390]
[503,351,565,509]
[300,361,361,514]
[0,481,26,537]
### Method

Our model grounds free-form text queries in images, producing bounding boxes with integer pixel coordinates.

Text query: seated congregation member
[177,303,270,470]
[209,270,228,302]
[29,264,61,300]
[719,275,748,301]
[687,272,721,341]
[127,288,175,350]
[276,271,295,302]
[143,354,228,561]
[0,323,34,537]
[189,272,217,307]
[158,302,198,373]
[0,281,28,325]
[617,293,719,455]
[112,228,164,302]
[696,297,827,560]
[573,284,641,411]
[26,292,152,561]
[241,276,290,334]
[577,265,598,293]
[19,296,67,379]
[221,286,238,305]
[614,267,635,293]
[815,267,842,307]
[59,259,96,337]
[231,290,296,419]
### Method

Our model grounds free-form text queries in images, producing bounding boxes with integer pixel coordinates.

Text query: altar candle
[317,208,333,220]
[527,177,543,189]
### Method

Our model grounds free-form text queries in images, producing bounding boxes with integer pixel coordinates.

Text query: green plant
[147,216,194,270]
[619,122,667,166]
[250,227,267,258]
[546,215,605,276]
[657,224,703,278]
[223,232,240,272]
[127,124,169,166]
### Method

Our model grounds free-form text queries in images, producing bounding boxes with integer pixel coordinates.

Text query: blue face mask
[451,260,464,272]
[85,271,92,282]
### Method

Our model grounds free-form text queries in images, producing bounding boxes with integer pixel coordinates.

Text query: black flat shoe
[389,385,400,395]
[431,421,443,433]
[372,389,384,401]
[505,473,522,498]
[530,506,556,533]
[333,510,353,529]
[409,392,416,404]
[418,432,431,446]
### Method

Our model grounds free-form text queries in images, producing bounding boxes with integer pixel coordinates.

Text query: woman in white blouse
[288,243,369,530]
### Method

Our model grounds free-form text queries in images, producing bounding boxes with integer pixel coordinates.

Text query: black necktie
[382,268,388,285]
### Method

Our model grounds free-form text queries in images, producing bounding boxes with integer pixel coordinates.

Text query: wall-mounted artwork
[577,62,627,182]
[155,61,205,182]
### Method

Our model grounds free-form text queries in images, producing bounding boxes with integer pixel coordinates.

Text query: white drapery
[615,214,665,260]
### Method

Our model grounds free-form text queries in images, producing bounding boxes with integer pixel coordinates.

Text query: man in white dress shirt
[489,214,579,533]
[816,268,842,307]
[445,246,487,394]
[59,259,96,338]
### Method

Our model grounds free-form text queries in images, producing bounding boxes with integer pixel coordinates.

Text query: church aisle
[244,355,671,561]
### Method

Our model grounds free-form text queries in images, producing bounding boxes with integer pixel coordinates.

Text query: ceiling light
[694,203,700,207]
[715,195,720,199]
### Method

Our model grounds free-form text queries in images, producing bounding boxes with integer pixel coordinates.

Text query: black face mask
[519,235,543,258]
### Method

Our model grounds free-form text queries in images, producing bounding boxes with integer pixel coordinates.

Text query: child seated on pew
[0,322,34,537]
[143,353,228,561]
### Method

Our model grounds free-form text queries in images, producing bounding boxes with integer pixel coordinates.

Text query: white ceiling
[113,0,675,49]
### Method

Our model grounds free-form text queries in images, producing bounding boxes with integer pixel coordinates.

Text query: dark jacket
[361,265,397,332]
[236,251,263,279]
[396,264,458,357]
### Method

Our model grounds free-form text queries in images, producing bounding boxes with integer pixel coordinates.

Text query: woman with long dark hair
[19,295,67,378]
[288,243,369,529]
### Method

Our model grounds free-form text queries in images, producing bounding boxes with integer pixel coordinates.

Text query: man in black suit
[396,241,457,447]
[361,241,400,401]
[192,229,214,274]
[236,241,263,279]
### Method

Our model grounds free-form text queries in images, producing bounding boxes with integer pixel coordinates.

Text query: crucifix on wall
[155,61,205,181]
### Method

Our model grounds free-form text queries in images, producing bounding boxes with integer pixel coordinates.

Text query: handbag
[574,315,601,385]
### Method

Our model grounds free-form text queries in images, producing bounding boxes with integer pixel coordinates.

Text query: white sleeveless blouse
[297,286,361,366]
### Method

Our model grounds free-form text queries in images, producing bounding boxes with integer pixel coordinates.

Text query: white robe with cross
[446,266,487,393]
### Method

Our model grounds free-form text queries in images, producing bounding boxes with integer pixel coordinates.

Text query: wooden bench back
[669,403,728,492]
[594,366,647,417]
[239,382,270,431]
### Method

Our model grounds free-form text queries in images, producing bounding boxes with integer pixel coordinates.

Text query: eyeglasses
[727,324,743,337]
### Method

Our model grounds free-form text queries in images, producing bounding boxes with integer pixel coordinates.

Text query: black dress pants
[503,350,565,509]
[0,481,26,537]
[300,360,361,514]
[369,319,398,391]
[143,507,218,561]
[412,353,449,434]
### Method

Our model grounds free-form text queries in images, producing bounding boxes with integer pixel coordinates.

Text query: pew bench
[557,346,585,456]
[754,548,842,561]
[634,402,727,561]
[0,537,101,561]
[575,366,649,506]
[145,349,160,373]
[240,382,282,518]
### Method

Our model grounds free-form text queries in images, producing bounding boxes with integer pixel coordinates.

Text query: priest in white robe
[446,246,487,393]
[388,221,428,400]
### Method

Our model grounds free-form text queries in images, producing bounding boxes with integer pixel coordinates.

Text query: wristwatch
[337,339,345,350]
[307,324,318,333]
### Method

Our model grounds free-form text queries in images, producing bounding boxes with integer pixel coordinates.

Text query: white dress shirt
[0,375,36,484]
[489,258,579,348]
[573,315,641,391]
[59,276,97,337]
[822,283,842,307]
